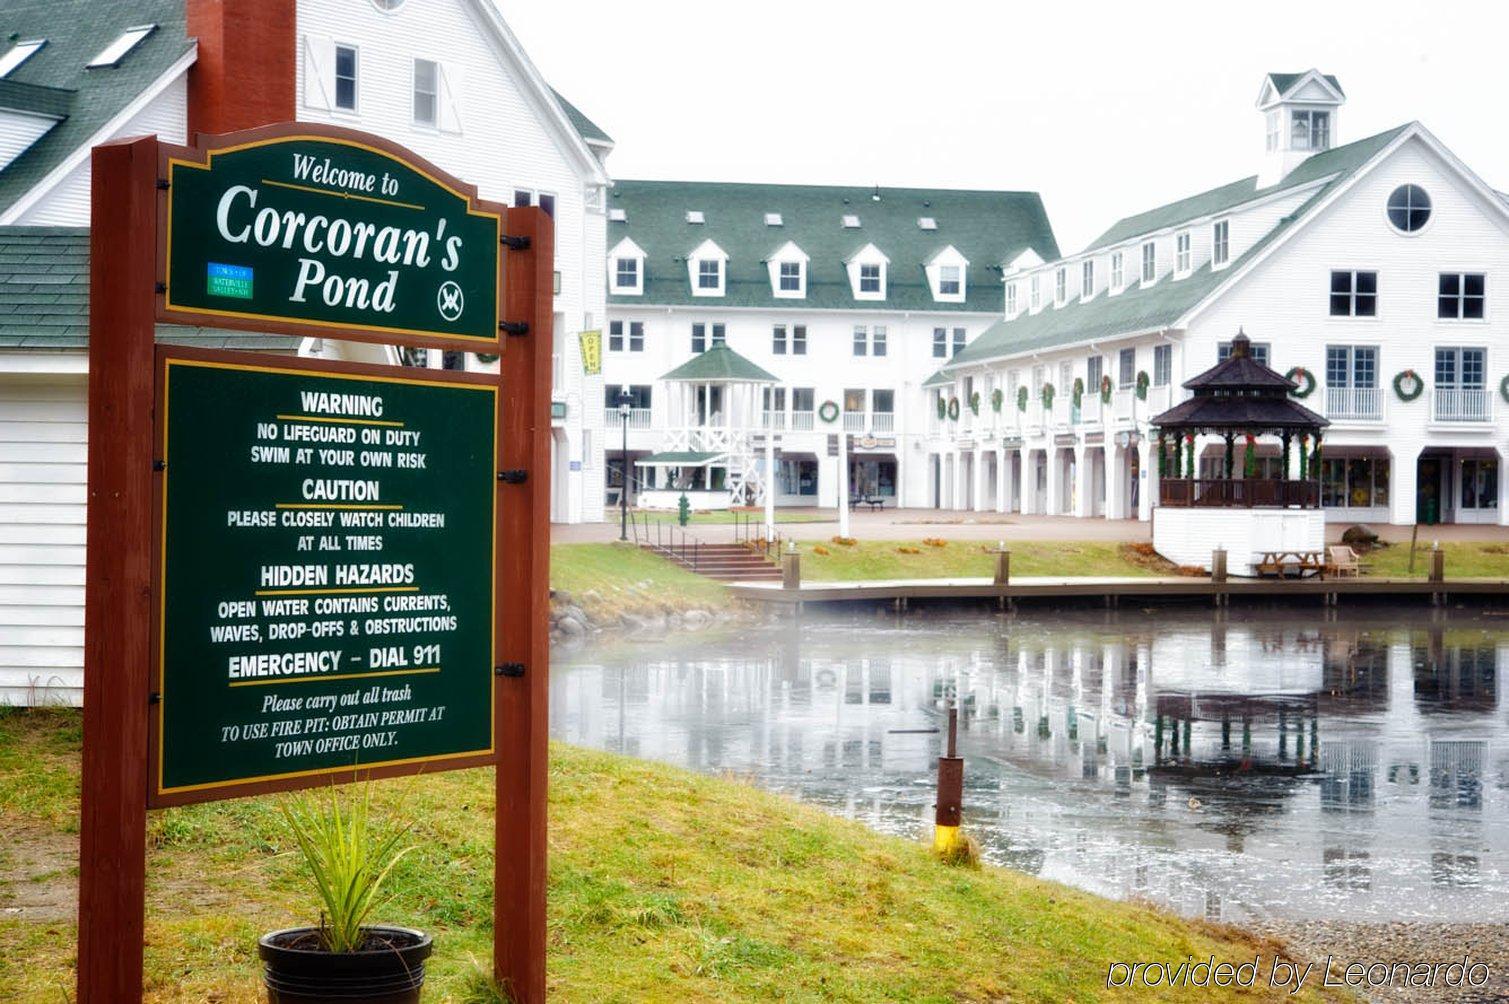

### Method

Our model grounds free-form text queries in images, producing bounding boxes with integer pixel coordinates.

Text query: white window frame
[1080,259,1095,302]
[1140,241,1157,285]
[1174,231,1191,276]
[939,264,962,297]
[1437,272,1487,322]
[1153,344,1172,386]
[688,239,729,298]
[1054,267,1067,307]
[1110,252,1124,293]
[1005,282,1018,316]
[0,39,45,79]
[332,43,359,113]
[412,57,439,128]
[1029,275,1041,311]
[1212,219,1230,269]
[612,257,641,295]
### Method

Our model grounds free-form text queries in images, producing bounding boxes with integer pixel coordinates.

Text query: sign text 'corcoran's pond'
[154,357,497,798]
[163,135,501,346]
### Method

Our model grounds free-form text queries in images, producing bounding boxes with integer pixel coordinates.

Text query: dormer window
[859,264,881,293]
[89,25,156,69]
[779,262,801,291]
[847,243,888,300]
[1081,260,1095,300]
[1006,283,1018,316]
[609,237,646,296]
[1029,275,1041,311]
[688,239,728,297]
[0,39,45,78]
[1212,220,1229,267]
[1290,110,1329,151]
[768,241,809,299]
[698,260,721,289]
[926,246,968,303]
[1175,231,1191,275]
[1110,252,1124,292]
[939,265,961,296]
[1141,242,1156,284]
[615,258,639,290]
[1054,267,1067,306]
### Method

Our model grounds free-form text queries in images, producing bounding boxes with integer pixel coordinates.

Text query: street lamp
[617,388,633,541]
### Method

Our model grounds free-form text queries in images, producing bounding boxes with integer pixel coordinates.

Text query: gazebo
[1149,331,1330,574]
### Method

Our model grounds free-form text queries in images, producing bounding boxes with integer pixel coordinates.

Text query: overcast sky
[499,0,1509,254]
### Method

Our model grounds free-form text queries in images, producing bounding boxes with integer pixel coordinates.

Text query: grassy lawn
[1360,540,1509,578]
[794,539,1168,581]
[0,709,1339,1003]
[550,542,727,619]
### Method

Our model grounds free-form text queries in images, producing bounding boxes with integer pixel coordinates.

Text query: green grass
[795,539,1165,581]
[0,709,1341,1002]
[1359,540,1509,578]
[550,542,729,620]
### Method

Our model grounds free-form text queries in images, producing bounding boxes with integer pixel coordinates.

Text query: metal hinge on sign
[153,459,166,472]
[500,234,531,251]
[156,178,170,191]
[148,691,161,705]
[496,663,525,678]
[497,469,528,485]
[499,321,529,337]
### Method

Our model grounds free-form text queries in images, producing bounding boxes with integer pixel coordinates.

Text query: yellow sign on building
[578,329,602,375]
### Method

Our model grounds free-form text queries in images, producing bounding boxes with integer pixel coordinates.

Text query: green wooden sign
[153,355,497,800]
[162,133,501,348]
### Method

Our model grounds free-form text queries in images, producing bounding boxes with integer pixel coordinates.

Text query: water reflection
[550,608,1509,925]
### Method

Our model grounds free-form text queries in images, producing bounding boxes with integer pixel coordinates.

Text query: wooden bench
[848,495,886,512]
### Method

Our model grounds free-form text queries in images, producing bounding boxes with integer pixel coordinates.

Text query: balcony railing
[842,412,866,432]
[761,410,787,430]
[871,412,895,432]
[603,407,652,430]
[1325,386,1382,421]
[1159,478,1320,509]
[791,411,815,431]
[1432,387,1492,423]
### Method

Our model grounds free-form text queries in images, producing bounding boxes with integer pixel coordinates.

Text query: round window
[1387,184,1431,233]
[371,0,406,11]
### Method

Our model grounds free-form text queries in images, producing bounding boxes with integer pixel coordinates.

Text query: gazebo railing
[1158,478,1320,509]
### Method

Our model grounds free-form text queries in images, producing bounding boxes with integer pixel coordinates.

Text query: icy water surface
[550,606,1509,926]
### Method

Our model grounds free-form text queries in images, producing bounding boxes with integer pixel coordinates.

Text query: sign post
[80,124,551,1002]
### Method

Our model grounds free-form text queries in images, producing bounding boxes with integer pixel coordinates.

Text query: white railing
[843,412,866,432]
[1079,398,1103,424]
[761,410,787,430]
[1145,384,1172,415]
[872,412,895,432]
[1325,386,1382,421]
[603,407,652,430]
[1432,387,1492,423]
[791,411,815,430]
[551,352,564,392]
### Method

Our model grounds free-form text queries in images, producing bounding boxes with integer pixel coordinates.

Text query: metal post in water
[934,704,964,855]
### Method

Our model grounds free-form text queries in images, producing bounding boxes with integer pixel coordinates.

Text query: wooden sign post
[79,124,552,1002]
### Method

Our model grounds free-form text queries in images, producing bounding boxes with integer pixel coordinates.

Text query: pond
[550,606,1509,926]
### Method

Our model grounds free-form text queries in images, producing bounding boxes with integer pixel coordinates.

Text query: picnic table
[1254,549,1326,579]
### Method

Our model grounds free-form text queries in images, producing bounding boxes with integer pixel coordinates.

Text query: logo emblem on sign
[437,281,465,322]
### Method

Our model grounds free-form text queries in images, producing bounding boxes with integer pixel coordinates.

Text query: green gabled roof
[660,343,778,383]
[0,0,195,217]
[0,227,297,350]
[550,88,613,148]
[636,451,723,467]
[1084,124,1406,252]
[1266,71,1344,99]
[609,180,1059,313]
[922,368,954,388]
[0,78,74,119]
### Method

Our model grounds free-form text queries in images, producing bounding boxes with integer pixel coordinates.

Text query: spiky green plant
[280,784,415,952]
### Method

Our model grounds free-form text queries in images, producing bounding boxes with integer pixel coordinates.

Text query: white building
[929,71,1509,528]
[0,0,611,705]
[601,181,1058,510]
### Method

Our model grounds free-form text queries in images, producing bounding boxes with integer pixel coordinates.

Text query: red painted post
[78,135,159,1002]
[494,205,553,1002]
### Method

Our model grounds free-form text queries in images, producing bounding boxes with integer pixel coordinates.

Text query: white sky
[499,0,1509,254]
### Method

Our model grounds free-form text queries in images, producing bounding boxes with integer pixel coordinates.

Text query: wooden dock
[728,574,1509,608]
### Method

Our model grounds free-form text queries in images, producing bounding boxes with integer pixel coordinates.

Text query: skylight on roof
[87,25,157,69]
[918,217,937,230]
[0,40,46,79]
[842,214,861,228]
[764,213,782,227]
[608,208,627,222]
[685,210,705,224]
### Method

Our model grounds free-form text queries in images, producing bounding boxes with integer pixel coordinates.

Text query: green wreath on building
[991,388,1004,413]
[818,400,840,424]
[1041,383,1055,410]
[1393,369,1424,402]
[968,391,981,415]
[1285,366,1316,399]
[947,397,961,421]
[1016,386,1029,413]
[1099,374,1113,404]
[1500,374,1509,405]
[936,396,947,420]
[1071,377,1085,407]
[1135,370,1150,401]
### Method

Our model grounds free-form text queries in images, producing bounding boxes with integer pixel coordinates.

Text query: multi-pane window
[1029,276,1041,310]
[1153,344,1172,386]
[843,388,866,416]
[1118,348,1136,387]
[1321,457,1392,509]
[772,324,788,355]
[1086,355,1103,391]
[1291,110,1329,151]
[1175,232,1191,273]
[853,325,868,357]
[1461,459,1499,511]
[872,389,894,414]
[762,386,786,419]
[1212,220,1229,266]
[1218,341,1270,366]
[779,261,802,291]
[952,327,966,356]
[1387,184,1431,233]
[691,322,725,353]
[792,387,815,416]
[334,45,358,111]
[1438,273,1485,320]
[614,257,639,291]
[859,263,881,293]
[413,58,439,126]
[1435,347,1485,388]
[1326,346,1377,388]
[1265,110,1280,152]
[607,320,643,352]
[608,320,623,352]
[932,327,947,358]
[873,325,888,357]
[1081,259,1094,298]
[697,259,721,290]
[939,265,961,296]
[1110,252,1124,290]
[791,325,806,355]
[1329,271,1377,317]
[1141,242,1156,283]
[1055,267,1067,305]
[1005,283,1018,315]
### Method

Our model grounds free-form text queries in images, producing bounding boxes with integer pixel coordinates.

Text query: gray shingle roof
[0,227,297,350]
[1266,71,1344,99]
[947,125,1412,368]
[0,0,195,217]
[550,88,612,148]
[608,180,1059,313]
[660,343,777,383]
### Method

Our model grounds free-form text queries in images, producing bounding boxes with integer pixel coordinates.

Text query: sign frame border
[145,344,503,809]
[155,121,506,354]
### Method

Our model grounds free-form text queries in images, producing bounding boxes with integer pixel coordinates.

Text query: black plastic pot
[259,926,433,1003]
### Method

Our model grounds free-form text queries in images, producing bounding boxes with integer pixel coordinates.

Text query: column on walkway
[974,447,990,512]
[1073,444,1091,518]
[996,446,1010,514]
[1104,443,1123,519]
[1500,445,1509,526]
[953,450,968,511]
[1044,445,1062,516]
[1137,438,1154,522]
[1391,445,1419,527]
[1020,449,1039,515]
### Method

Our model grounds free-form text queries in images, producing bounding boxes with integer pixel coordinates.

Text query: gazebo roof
[1153,330,1328,433]
[661,344,778,383]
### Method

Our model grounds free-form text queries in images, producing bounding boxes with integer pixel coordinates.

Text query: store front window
[1461,459,1499,510]
[1321,456,1390,508]
[779,458,818,496]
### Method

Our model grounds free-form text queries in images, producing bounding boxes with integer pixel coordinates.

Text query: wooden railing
[1158,478,1320,509]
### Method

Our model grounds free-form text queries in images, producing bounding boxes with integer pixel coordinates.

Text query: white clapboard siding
[0,376,87,705]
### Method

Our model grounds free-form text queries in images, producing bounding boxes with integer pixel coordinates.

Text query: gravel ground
[1263,921,1509,1002]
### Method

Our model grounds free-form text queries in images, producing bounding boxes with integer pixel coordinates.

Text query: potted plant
[259,785,431,1003]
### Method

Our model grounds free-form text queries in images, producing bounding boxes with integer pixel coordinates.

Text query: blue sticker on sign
[206,262,254,299]
[570,460,582,471]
